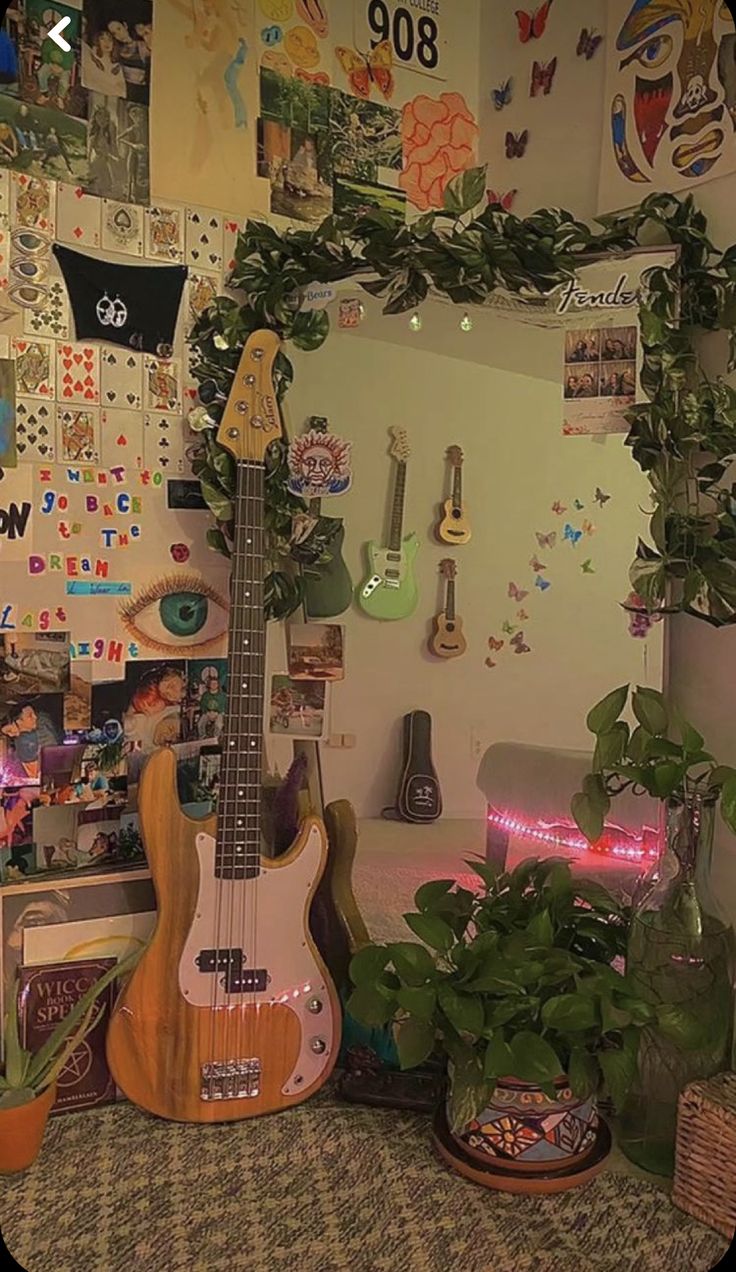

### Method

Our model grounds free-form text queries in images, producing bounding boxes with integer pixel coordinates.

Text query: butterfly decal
[582,520,595,536]
[536,530,556,549]
[487,188,518,211]
[295,68,331,86]
[485,658,498,668]
[511,631,531,654]
[530,57,557,97]
[505,129,529,159]
[581,559,595,574]
[502,620,518,635]
[564,523,583,546]
[529,555,547,573]
[573,498,585,511]
[516,0,554,43]
[517,608,529,621]
[508,581,528,602]
[577,27,603,60]
[335,40,394,101]
[488,636,505,652]
[594,487,611,507]
[535,576,551,591]
[492,77,513,110]
[551,501,567,516]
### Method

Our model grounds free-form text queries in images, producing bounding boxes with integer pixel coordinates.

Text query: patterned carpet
[0,1091,728,1272]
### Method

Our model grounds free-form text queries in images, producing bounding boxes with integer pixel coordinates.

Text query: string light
[409,311,423,332]
[486,806,659,863]
[460,312,473,332]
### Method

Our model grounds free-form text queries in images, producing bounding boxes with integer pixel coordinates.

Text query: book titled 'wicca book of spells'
[19,958,117,1114]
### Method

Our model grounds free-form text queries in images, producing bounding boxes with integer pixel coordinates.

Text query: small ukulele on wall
[429,559,467,659]
[358,427,419,621]
[436,446,471,544]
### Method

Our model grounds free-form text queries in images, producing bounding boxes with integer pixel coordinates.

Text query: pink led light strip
[487,806,660,863]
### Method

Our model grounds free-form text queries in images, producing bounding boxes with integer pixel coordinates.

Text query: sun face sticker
[119,574,229,655]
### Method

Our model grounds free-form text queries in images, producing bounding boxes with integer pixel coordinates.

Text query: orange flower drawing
[400,92,479,211]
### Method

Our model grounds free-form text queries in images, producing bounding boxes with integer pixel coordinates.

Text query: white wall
[479,0,736,917]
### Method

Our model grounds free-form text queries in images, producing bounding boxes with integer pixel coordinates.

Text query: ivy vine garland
[187,167,736,627]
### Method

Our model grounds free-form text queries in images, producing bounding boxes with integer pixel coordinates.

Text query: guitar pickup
[197,948,243,973]
[224,967,268,993]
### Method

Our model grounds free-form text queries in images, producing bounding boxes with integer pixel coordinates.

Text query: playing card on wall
[55,342,101,406]
[101,348,143,410]
[185,273,219,333]
[56,185,102,249]
[10,175,56,235]
[144,356,182,414]
[145,206,185,262]
[100,408,144,469]
[185,208,224,272]
[143,413,195,474]
[101,200,145,257]
[15,399,55,462]
[56,407,101,464]
[12,338,55,399]
[22,279,70,340]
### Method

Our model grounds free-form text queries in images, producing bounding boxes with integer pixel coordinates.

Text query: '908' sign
[354,0,447,80]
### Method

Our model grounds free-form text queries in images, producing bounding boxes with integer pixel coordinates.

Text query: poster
[598,0,736,213]
[353,0,446,82]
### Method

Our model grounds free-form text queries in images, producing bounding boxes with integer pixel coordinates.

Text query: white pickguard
[179,824,335,1096]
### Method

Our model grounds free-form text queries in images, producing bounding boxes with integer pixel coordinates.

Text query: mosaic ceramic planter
[454,1076,599,1171]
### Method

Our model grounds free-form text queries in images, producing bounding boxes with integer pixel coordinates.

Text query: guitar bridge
[200,1058,261,1101]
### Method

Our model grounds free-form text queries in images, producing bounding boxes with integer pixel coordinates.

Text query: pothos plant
[186,167,736,625]
[345,858,685,1132]
[571,684,736,844]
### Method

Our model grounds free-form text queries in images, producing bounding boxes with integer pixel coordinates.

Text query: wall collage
[0,0,479,904]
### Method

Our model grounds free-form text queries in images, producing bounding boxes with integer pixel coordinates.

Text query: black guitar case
[396,710,442,823]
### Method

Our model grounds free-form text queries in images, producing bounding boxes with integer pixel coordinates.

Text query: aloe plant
[0,953,137,1111]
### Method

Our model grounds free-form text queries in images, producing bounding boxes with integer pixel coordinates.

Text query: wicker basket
[673,1072,736,1240]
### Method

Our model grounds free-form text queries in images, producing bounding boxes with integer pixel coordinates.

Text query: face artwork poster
[150,0,269,215]
[598,0,736,212]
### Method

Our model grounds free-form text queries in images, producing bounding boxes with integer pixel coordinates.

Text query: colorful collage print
[0,0,152,203]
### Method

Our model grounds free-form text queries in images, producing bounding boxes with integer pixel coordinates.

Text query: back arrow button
[48,17,72,52]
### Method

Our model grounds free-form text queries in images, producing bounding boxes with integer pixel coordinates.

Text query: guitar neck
[445,579,456,622]
[217,459,266,881]
[389,460,407,551]
[451,464,463,510]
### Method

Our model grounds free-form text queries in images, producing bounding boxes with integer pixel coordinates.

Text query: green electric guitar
[358,427,419,621]
[301,417,353,620]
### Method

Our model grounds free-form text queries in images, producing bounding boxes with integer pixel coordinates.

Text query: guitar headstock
[216,330,282,462]
[447,445,464,467]
[389,426,411,463]
[439,558,457,581]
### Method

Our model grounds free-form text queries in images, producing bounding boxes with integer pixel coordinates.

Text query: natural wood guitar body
[106,747,340,1123]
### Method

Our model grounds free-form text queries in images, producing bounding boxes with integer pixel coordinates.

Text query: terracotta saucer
[432,1104,612,1195]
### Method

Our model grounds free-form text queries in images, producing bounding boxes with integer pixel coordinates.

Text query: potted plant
[571,684,736,1174]
[347,858,667,1187]
[0,954,136,1174]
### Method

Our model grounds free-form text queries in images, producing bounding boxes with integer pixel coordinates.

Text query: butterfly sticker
[488,636,505,652]
[517,608,529,621]
[573,499,585,511]
[529,555,547,573]
[581,559,595,574]
[508,582,529,602]
[516,1,554,43]
[551,501,567,516]
[492,77,513,110]
[582,520,596,536]
[487,189,518,211]
[530,57,557,96]
[564,523,583,546]
[485,658,498,668]
[511,631,531,654]
[577,27,603,60]
[535,576,551,592]
[502,620,518,635]
[505,129,529,159]
[594,487,611,507]
[536,530,556,549]
[335,40,394,101]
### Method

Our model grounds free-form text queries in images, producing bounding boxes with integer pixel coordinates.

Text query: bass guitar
[428,559,467,659]
[358,427,418,621]
[436,445,471,545]
[106,331,340,1122]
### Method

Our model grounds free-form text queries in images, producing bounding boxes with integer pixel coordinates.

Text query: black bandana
[53,245,187,356]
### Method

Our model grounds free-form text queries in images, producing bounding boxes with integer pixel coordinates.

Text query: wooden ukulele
[428,559,467,659]
[436,446,471,545]
[358,427,419,621]
[106,331,340,1123]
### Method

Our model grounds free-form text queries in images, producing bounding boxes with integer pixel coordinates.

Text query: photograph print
[86,90,149,203]
[81,0,152,104]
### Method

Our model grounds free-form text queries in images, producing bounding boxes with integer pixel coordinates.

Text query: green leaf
[601,1000,633,1033]
[349,945,390,987]
[414,879,454,912]
[541,993,598,1032]
[527,909,554,947]
[599,1047,636,1112]
[346,985,396,1028]
[395,985,437,1022]
[721,775,736,835]
[652,762,683,798]
[573,879,619,914]
[447,1052,490,1132]
[484,1034,514,1082]
[571,792,605,844]
[679,717,705,754]
[632,686,669,736]
[656,1002,709,1049]
[402,912,455,953]
[443,165,488,215]
[593,723,629,771]
[2,983,30,1089]
[628,725,653,764]
[388,942,436,987]
[568,1048,600,1100]
[439,987,484,1036]
[586,685,629,735]
[509,1032,563,1084]
[289,309,330,351]
[396,1017,436,1070]
[0,1087,38,1110]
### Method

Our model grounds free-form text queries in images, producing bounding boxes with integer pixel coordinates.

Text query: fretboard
[451,464,463,510]
[389,461,407,551]
[445,580,456,622]
[216,460,266,880]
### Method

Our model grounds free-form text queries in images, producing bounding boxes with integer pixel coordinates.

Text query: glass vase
[619,792,734,1176]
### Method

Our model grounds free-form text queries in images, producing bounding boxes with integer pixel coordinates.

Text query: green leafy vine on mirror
[186,168,736,624]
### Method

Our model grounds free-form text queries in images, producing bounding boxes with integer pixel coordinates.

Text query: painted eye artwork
[119,574,229,656]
